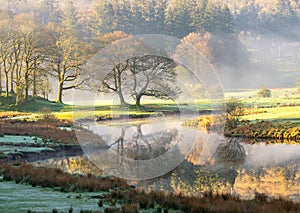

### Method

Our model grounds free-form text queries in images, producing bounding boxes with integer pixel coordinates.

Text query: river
[34,116,300,202]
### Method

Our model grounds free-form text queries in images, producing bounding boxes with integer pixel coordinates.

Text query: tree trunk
[15,85,22,106]
[24,74,29,102]
[33,69,37,98]
[118,92,126,105]
[136,94,142,107]
[56,81,63,103]
[10,70,14,93]
[4,72,9,97]
[24,85,29,102]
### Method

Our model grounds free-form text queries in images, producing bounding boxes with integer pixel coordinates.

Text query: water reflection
[34,156,103,176]
[107,124,179,160]
[155,141,300,201]
[35,141,300,201]
[37,118,300,201]
[75,118,203,180]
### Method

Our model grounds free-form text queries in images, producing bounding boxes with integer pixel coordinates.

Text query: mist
[245,143,300,168]
[0,0,300,103]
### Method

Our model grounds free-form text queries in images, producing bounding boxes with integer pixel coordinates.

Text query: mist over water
[245,143,300,168]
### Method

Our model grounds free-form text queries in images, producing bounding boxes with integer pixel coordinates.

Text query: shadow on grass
[0,93,66,113]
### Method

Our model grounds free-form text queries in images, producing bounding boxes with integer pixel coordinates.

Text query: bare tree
[99,59,130,105]
[39,78,52,100]
[21,32,45,102]
[0,35,11,97]
[46,24,87,103]
[99,55,180,107]
[129,55,179,107]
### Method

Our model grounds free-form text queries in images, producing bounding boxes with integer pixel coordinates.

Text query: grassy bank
[0,119,76,144]
[225,120,300,141]
[0,95,64,113]
[241,106,300,122]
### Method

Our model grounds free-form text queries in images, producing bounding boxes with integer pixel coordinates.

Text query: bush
[38,107,57,123]
[257,87,271,98]
[226,98,244,117]
[225,98,245,130]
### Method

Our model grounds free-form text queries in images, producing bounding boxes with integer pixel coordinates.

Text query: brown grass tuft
[0,162,128,192]
[121,203,140,213]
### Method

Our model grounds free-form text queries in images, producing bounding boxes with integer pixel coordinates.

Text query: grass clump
[121,203,140,213]
[0,163,128,192]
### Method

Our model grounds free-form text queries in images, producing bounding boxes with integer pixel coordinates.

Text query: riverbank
[225,120,300,142]
[183,114,300,143]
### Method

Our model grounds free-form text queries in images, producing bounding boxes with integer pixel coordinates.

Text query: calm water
[34,117,300,201]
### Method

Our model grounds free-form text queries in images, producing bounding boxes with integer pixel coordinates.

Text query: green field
[1,88,299,123]
[242,106,300,122]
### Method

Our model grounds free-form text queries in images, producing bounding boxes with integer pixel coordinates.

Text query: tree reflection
[34,157,103,176]
[212,139,246,194]
[109,124,179,160]
[170,138,246,196]
[214,139,246,168]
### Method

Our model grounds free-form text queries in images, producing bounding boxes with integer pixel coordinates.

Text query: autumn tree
[8,14,46,104]
[46,24,87,103]
[182,32,213,60]
[0,28,12,97]
[99,31,130,47]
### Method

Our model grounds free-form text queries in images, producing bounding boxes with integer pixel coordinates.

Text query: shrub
[257,87,272,98]
[225,98,245,130]
[38,107,57,123]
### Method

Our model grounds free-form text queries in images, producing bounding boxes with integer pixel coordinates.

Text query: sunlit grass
[44,88,300,123]
[55,99,218,120]
[242,106,300,122]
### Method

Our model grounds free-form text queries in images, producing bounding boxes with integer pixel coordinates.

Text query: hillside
[0,94,64,113]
